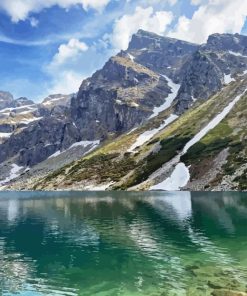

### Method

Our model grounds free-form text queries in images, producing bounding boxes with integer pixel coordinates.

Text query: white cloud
[45,38,110,95]
[190,0,203,5]
[49,38,88,68]
[29,17,39,27]
[111,6,173,50]
[46,38,89,94]
[169,0,247,43]
[168,0,177,5]
[48,71,84,94]
[0,0,111,22]
[127,0,177,6]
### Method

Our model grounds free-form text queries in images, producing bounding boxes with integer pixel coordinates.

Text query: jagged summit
[0,91,14,110]
[0,91,35,110]
[130,30,247,55]
[205,32,247,53]
[0,30,247,191]
[0,90,13,99]
[133,29,198,45]
[128,29,198,52]
[41,94,72,108]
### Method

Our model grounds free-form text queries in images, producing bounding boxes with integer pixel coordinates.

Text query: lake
[0,191,246,296]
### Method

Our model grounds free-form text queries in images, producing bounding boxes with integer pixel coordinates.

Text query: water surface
[0,191,246,295]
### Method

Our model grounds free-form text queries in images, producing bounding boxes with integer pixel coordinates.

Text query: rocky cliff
[71,55,170,140]
[1,30,247,190]
[27,75,247,191]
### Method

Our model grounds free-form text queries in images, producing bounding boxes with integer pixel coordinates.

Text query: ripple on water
[0,191,246,295]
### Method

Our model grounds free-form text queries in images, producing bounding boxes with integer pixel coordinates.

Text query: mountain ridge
[0,30,247,190]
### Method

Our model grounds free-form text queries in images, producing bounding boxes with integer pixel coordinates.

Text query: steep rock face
[0,117,80,166]
[0,93,37,143]
[41,94,72,108]
[14,97,34,107]
[71,55,170,140]
[0,93,74,165]
[2,31,247,182]
[0,123,14,133]
[30,76,247,191]
[175,51,223,113]
[175,34,247,113]
[126,29,199,82]
[205,33,247,53]
[0,92,35,110]
[0,91,14,110]
[18,119,80,166]
[0,93,36,127]
[124,31,247,114]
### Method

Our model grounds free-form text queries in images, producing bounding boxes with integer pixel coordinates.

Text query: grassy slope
[32,77,247,190]
[181,92,247,190]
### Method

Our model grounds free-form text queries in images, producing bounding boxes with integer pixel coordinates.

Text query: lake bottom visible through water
[0,191,247,296]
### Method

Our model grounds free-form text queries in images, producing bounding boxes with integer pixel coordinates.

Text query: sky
[0,0,247,101]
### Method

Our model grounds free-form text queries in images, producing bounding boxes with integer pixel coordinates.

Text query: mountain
[0,93,77,172]
[25,76,246,191]
[0,93,37,144]
[0,91,34,110]
[0,93,74,147]
[175,33,247,113]
[1,30,247,191]
[70,55,171,140]
[126,29,198,81]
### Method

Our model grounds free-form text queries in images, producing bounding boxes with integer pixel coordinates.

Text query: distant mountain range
[0,30,246,191]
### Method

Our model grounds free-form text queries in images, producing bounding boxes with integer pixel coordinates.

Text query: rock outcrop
[126,29,199,82]
[0,93,74,164]
[71,55,170,139]
[1,31,247,189]
[0,91,15,110]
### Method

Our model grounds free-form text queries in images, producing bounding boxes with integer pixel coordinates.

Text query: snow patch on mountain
[149,76,180,119]
[70,140,100,149]
[19,117,43,125]
[182,90,245,154]
[48,140,100,159]
[48,150,62,159]
[229,50,247,58]
[151,163,190,191]
[128,114,178,152]
[0,132,12,138]
[84,182,114,191]
[127,53,135,61]
[151,89,246,191]
[224,74,235,84]
[238,70,247,76]
[0,164,23,186]
[0,104,36,114]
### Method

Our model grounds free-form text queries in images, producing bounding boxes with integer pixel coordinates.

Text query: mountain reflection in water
[0,191,246,296]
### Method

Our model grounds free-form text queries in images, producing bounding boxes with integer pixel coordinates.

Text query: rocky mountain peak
[1,30,247,187]
[126,30,198,83]
[0,92,35,110]
[41,94,72,109]
[82,55,158,91]
[128,29,198,51]
[128,30,164,51]
[15,97,35,107]
[0,91,14,110]
[206,33,247,54]
[0,91,13,100]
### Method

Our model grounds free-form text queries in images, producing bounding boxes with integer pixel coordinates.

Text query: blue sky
[0,0,246,101]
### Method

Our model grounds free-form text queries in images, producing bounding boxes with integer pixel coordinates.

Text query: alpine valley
[0,30,246,191]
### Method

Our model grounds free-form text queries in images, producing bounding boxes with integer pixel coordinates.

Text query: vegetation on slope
[118,78,247,190]
[181,93,247,190]
[32,77,247,191]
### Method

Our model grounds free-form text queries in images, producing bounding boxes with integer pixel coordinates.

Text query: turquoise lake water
[0,191,246,295]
